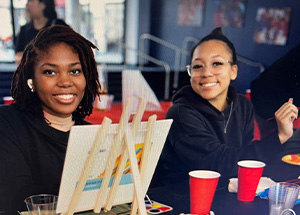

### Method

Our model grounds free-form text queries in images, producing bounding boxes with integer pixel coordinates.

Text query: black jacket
[154,85,282,187]
[0,104,88,211]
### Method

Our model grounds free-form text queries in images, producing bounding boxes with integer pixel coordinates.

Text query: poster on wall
[214,0,247,28]
[177,0,205,26]
[253,7,291,46]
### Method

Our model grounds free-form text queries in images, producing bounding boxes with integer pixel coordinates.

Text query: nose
[57,73,73,88]
[201,65,213,77]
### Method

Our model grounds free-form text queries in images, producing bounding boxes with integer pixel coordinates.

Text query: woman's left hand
[275,98,298,144]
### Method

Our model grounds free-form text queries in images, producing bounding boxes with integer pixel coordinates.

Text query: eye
[70,69,82,75]
[43,70,56,76]
[212,61,224,67]
[192,64,203,70]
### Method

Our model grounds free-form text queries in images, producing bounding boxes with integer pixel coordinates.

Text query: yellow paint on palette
[151,203,162,208]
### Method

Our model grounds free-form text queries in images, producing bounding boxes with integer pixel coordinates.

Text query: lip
[53,94,77,104]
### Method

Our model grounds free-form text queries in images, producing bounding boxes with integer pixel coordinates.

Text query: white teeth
[56,94,74,99]
[201,83,217,87]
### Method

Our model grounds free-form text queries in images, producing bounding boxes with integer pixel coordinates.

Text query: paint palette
[145,200,173,214]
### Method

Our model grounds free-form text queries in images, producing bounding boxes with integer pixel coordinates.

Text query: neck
[43,110,74,132]
[209,97,229,112]
[33,16,49,30]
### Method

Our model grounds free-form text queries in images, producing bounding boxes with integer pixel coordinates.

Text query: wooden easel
[63,98,156,215]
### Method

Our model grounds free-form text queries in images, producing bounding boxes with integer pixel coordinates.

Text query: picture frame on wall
[214,0,247,28]
[177,0,205,26]
[253,7,291,46]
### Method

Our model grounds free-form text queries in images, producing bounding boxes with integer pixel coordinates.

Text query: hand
[275,98,298,143]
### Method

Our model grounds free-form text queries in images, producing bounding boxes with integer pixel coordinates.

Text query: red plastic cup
[3,96,13,105]
[189,170,220,215]
[237,160,265,202]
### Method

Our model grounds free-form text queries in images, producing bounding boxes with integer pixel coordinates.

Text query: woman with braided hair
[0,25,101,211]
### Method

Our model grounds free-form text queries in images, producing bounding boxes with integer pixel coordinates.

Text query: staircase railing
[139,33,189,91]
[101,42,171,100]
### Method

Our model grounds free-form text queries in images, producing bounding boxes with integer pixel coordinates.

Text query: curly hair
[11,25,101,121]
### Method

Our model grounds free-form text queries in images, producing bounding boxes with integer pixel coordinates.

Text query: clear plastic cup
[268,183,300,215]
[24,194,58,215]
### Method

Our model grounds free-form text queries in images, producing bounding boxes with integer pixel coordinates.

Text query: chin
[198,91,217,99]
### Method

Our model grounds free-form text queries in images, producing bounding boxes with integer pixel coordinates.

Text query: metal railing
[139,33,189,91]
[101,42,171,100]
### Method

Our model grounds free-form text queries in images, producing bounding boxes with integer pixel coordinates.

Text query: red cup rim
[189,170,221,179]
[237,160,265,168]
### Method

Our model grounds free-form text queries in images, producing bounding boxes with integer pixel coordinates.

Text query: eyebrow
[39,62,81,68]
[192,55,228,63]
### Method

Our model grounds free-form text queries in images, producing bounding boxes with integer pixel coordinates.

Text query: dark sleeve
[252,131,283,161]
[0,109,55,211]
[281,127,300,155]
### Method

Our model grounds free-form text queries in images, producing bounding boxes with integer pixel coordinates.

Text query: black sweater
[154,85,283,187]
[0,104,88,211]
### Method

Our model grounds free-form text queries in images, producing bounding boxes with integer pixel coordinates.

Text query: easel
[62,98,157,215]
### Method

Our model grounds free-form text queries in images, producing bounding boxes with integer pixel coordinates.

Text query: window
[0,0,125,64]
[0,0,14,62]
[78,0,125,64]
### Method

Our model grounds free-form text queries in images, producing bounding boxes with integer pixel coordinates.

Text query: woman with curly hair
[0,25,101,211]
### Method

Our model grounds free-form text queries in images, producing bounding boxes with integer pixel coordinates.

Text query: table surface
[147,184,300,215]
[146,154,300,215]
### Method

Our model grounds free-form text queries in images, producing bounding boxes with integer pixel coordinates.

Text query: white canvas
[56,119,172,214]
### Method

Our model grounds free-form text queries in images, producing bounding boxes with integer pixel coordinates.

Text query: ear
[27,79,34,92]
[230,64,238,81]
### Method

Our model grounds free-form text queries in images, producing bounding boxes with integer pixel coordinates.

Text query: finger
[277,109,298,123]
[275,102,298,117]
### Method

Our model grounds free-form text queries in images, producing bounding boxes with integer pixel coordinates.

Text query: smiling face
[190,40,238,110]
[33,42,86,118]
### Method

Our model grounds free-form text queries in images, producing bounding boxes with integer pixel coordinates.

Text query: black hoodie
[154,85,282,187]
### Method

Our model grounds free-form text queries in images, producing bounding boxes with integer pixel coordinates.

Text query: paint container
[145,199,173,214]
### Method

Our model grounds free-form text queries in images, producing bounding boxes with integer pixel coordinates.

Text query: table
[146,154,300,215]
[147,182,300,215]
[4,138,300,215]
